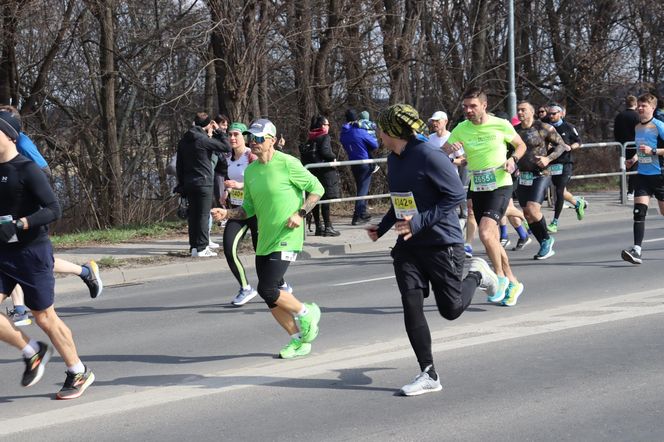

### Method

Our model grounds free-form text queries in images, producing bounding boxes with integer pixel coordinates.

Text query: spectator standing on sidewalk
[307,115,341,236]
[340,109,379,225]
[614,95,640,200]
[176,112,230,257]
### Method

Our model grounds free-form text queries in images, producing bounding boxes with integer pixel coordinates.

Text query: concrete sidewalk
[53,191,630,295]
[54,216,397,294]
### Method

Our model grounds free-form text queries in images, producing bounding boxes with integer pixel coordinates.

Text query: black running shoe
[512,237,532,251]
[81,261,103,298]
[621,247,642,264]
[22,342,53,387]
[56,366,95,400]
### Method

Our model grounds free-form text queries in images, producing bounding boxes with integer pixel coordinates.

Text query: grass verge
[51,221,187,249]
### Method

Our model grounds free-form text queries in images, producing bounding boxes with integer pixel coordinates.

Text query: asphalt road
[2,202,664,441]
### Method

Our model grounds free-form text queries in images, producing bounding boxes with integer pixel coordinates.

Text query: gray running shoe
[468,257,499,295]
[621,247,642,264]
[400,366,442,396]
[232,287,258,306]
[7,308,32,327]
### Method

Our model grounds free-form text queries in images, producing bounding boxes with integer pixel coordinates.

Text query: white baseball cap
[244,118,277,137]
[428,111,448,122]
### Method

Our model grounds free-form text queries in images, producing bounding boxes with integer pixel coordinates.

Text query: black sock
[425,365,438,381]
[529,217,549,244]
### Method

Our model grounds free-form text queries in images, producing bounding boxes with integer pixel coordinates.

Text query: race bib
[281,251,297,262]
[229,189,244,206]
[390,192,418,219]
[519,171,534,186]
[638,151,653,164]
[471,168,498,192]
[548,164,563,176]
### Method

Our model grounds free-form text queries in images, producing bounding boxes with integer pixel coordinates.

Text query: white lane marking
[2,288,664,435]
[642,237,664,243]
[332,275,395,286]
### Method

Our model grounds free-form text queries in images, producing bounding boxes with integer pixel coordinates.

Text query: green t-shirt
[448,116,517,191]
[242,151,324,255]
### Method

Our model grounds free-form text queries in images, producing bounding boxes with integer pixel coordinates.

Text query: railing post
[620,142,627,205]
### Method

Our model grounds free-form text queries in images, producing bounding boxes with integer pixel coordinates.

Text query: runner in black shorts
[0,111,94,399]
[444,88,527,306]
[621,93,664,264]
[547,104,587,232]
[367,104,500,396]
[212,119,323,359]
[514,101,566,260]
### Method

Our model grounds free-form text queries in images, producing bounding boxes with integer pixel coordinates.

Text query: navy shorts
[0,241,55,311]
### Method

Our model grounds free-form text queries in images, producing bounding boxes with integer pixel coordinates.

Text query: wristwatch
[297,209,307,218]
[652,147,658,156]
[15,219,24,230]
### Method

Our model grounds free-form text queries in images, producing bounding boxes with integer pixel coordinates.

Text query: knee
[32,309,57,330]
[634,203,648,222]
[256,283,280,308]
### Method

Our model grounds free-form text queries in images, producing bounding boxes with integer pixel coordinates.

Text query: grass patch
[51,221,187,249]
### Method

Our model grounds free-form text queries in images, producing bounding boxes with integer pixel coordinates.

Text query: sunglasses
[548,111,559,116]
[538,110,546,113]
[250,134,274,143]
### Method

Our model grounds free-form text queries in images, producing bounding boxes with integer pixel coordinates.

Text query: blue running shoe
[464,244,473,258]
[487,276,509,303]
[534,237,555,260]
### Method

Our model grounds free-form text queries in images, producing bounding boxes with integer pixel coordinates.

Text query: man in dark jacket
[614,96,640,199]
[367,104,499,397]
[176,112,230,257]
[340,109,379,225]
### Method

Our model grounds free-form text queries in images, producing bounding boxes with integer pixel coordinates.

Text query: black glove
[173,185,186,197]
[0,222,18,243]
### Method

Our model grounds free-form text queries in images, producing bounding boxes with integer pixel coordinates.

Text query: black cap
[0,111,20,141]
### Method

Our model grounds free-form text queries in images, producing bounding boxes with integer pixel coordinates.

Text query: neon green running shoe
[279,338,311,359]
[547,219,558,233]
[575,197,586,221]
[502,281,524,307]
[298,303,321,343]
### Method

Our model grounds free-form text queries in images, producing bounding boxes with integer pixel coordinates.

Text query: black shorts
[255,251,294,307]
[391,243,464,306]
[550,163,573,189]
[517,175,551,207]
[470,185,512,224]
[0,241,55,311]
[634,174,664,201]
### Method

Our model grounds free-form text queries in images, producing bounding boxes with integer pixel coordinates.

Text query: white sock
[242,285,251,291]
[67,360,85,374]
[297,304,308,317]
[290,332,301,341]
[22,339,40,358]
[634,245,642,254]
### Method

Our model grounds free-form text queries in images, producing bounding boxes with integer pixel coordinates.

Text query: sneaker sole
[13,318,32,327]
[56,372,95,400]
[231,291,259,306]
[300,304,321,343]
[502,283,524,307]
[23,346,53,388]
[400,383,443,396]
[534,249,556,260]
[621,250,642,264]
[279,343,312,359]
[89,261,103,299]
[513,238,532,251]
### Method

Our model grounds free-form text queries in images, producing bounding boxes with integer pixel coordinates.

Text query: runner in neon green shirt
[443,87,526,306]
[211,119,323,359]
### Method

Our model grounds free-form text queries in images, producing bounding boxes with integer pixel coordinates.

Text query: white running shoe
[279,282,293,293]
[232,287,259,306]
[208,240,220,249]
[192,247,218,257]
[400,366,442,396]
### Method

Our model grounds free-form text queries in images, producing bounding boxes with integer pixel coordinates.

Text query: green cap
[228,122,248,133]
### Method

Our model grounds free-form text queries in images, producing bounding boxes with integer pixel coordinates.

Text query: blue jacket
[339,123,378,160]
[377,136,465,247]
[17,133,48,169]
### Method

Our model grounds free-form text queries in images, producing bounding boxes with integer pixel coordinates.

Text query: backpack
[299,139,319,165]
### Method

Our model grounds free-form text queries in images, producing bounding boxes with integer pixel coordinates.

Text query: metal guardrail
[305,141,641,206]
